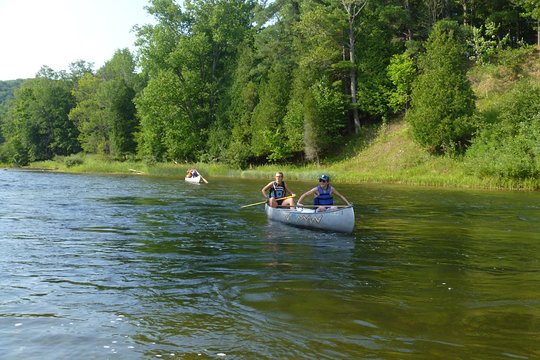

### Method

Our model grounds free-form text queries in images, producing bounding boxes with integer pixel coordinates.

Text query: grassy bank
[24,119,538,191]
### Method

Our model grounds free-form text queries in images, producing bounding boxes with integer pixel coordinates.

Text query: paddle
[240,195,295,209]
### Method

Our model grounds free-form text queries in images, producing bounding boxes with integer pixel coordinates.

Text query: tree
[303,81,346,164]
[342,0,368,133]
[134,0,254,161]
[135,70,199,161]
[69,49,138,157]
[405,20,476,154]
[226,39,258,167]
[2,71,79,164]
[512,0,540,49]
[250,61,292,162]
[386,51,415,114]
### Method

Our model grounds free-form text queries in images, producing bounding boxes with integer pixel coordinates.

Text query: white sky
[0,0,155,81]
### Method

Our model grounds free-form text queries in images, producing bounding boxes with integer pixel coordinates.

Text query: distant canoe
[185,175,203,183]
[265,204,355,233]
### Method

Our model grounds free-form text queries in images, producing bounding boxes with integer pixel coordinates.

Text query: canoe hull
[185,175,202,183]
[265,204,355,233]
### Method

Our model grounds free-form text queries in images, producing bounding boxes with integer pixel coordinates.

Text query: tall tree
[69,49,138,157]
[225,39,258,167]
[406,20,476,154]
[342,0,367,133]
[135,0,254,161]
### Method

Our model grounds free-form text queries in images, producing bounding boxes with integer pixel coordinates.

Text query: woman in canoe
[296,174,351,212]
[261,171,296,208]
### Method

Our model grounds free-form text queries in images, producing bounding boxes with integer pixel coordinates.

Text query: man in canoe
[296,174,351,212]
[261,171,296,208]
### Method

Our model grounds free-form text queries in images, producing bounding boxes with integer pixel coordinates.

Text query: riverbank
[18,120,537,191]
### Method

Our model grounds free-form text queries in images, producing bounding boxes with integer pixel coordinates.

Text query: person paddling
[296,174,351,212]
[261,171,295,208]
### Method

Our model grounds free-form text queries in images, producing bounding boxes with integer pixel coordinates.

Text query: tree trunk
[342,0,366,134]
[462,0,468,25]
[404,0,413,41]
[349,18,361,134]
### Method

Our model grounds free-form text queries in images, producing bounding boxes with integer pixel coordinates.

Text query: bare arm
[331,187,351,205]
[297,187,318,206]
[261,182,273,198]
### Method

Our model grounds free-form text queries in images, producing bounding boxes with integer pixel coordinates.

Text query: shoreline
[6,158,538,192]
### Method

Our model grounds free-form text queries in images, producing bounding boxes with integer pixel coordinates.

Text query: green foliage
[135,0,255,163]
[386,52,415,114]
[512,0,540,49]
[69,50,138,158]
[466,80,540,180]
[0,79,24,145]
[226,41,258,168]
[250,62,291,162]
[466,21,510,65]
[2,76,79,164]
[303,81,346,163]
[356,23,398,118]
[135,70,199,162]
[406,20,476,155]
[0,79,24,110]
[495,45,536,79]
[59,153,85,167]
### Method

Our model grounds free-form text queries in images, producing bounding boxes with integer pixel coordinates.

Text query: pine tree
[406,20,476,155]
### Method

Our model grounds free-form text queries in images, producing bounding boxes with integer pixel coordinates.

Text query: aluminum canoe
[265,204,355,233]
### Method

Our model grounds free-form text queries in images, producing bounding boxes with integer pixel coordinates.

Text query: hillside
[327,50,540,190]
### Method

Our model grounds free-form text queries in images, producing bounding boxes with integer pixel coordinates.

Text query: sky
[0,0,155,81]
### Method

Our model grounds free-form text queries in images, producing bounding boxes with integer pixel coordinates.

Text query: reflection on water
[0,169,538,359]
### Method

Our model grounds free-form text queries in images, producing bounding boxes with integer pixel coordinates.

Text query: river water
[0,169,538,359]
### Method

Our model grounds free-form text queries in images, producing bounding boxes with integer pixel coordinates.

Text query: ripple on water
[1,171,539,359]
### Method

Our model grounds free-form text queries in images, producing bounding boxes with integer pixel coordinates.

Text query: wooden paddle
[240,195,295,209]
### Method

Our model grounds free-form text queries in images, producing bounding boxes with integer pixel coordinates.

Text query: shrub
[466,80,540,180]
[58,154,85,167]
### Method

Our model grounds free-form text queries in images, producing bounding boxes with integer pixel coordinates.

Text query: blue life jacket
[314,185,333,205]
[269,181,286,199]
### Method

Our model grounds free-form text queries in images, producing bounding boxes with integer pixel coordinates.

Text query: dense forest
[1,0,539,183]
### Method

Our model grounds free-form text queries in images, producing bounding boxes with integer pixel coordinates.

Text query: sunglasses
[319,179,327,183]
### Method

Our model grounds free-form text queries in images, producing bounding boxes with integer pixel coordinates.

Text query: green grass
[23,120,538,190]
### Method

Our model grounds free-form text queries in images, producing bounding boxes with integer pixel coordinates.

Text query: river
[0,169,538,359]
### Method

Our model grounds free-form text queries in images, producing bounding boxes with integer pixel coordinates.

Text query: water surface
[0,169,538,359]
